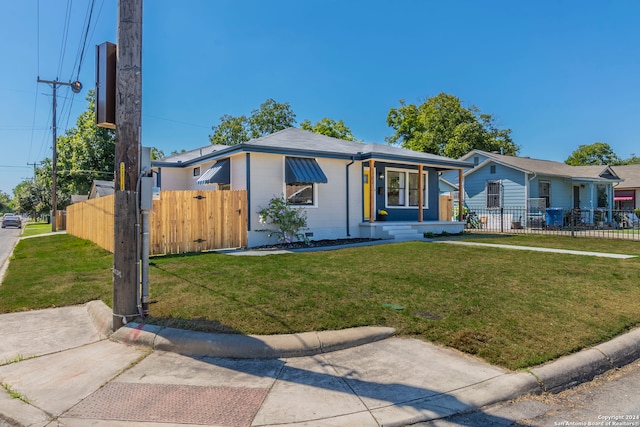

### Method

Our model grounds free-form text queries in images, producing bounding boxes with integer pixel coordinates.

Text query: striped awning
[614,190,635,201]
[285,157,328,184]
[197,159,230,185]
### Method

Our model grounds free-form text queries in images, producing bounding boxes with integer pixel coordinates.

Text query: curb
[529,327,640,393]
[86,300,395,358]
[85,300,640,388]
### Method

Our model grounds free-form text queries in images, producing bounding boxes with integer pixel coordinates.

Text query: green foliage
[55,90,115,201]
[209,114,250,146]
[565,142,622,166]
[209,99,295,145]
[248,99,297,139]
[12,180,50,218]
[209,99,357,145]
[0,191,12,214]
[150,147,165,160]
[257,195,308,244]
[386,92,519,158]
[300,118,356,141]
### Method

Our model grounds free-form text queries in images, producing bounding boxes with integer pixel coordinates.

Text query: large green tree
[565,142,622,166]
[386,93,518,158]
[210,99,296,145]
[56,90,116,199]
[209,99,357,146]
[300,118,356,141]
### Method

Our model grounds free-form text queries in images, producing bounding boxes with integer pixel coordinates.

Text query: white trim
[384,167,429,209]
[282,157,319,208]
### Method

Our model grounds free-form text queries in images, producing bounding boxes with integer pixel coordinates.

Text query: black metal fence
[464,207,640,241]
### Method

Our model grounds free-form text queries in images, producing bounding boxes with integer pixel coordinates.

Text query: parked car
[2,215,22,229]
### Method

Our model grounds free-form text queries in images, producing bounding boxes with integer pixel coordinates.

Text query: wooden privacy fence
[66,190,248,255]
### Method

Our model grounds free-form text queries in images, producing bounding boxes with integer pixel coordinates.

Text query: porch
[359,221,465,240]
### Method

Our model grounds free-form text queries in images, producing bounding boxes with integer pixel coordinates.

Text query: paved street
[0,227,20,281]
[416,360,640,426]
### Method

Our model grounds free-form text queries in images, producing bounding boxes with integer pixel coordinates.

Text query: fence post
[500,207,504,233]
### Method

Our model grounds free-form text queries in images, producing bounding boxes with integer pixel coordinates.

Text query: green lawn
[2,233,640,370]
[20,221,55,237]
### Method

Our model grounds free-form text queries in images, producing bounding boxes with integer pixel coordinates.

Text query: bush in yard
[257,195,308,244]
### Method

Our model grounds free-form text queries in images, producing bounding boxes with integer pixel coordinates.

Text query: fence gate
[67,190,248,255]
[150,190,247,255]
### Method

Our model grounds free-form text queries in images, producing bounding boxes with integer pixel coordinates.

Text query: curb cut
[86,300,395,358]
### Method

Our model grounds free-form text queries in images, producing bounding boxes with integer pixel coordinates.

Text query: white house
[152,128,471,247]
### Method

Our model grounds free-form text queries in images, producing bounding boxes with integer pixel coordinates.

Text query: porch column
[369,159,375,223]
[418,164,423,222]
[458,168,464,222]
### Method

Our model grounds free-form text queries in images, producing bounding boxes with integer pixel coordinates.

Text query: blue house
[441,150,622,228]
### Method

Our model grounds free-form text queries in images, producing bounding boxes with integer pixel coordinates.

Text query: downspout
[527,172,537,209]
[246,153,251,232]
[345,156,355,236]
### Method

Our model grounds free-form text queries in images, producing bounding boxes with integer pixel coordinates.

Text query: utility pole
[27,162,42,180]
[112,0,142,330]
[36,78,82,232]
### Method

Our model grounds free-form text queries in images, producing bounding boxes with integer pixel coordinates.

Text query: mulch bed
[250,238,381,251]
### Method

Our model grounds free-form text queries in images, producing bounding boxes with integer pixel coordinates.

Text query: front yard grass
[2,234,639,370]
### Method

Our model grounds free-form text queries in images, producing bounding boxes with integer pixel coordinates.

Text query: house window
[286,184,314,205]
[386,168,428,208]
[486,180,501,208]
[193,167,200,177]
[490,165,496,174]
[539,181,551,208]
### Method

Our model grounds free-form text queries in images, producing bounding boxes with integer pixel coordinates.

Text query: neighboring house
[89,180,115,199]
[440,150,622,226]
[152,127,471,246]
[612,164,640,210]
[70,195,89,204]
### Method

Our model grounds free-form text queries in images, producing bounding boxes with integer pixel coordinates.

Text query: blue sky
[1,0,639,195]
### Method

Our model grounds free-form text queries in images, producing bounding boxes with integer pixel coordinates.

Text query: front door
[573,185,580,209]
[363,168,371,220]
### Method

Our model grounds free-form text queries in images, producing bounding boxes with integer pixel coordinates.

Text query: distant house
[440,150,621,226]
[612,164,640,210]
[89,180,115,199]
[152,128,471,246]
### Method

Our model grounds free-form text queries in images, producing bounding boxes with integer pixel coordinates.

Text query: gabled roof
[612,164,640,188]
[462,150,621,182]
[153,128,472,170]
[89,180,115,198]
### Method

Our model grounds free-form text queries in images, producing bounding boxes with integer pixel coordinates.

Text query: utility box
[95,42,116,129]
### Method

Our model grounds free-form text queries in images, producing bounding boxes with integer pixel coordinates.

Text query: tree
[12,179,50,219]
[386,93,518,158]
[300,118,356,141]
[565,142,622,166]
[150,147,165,160]
[209,114,249,146]
[0,191,12,214]
[56,90,115,200]
[248,98,296,139]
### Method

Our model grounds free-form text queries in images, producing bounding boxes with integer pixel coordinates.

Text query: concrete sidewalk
[1,302,640,427]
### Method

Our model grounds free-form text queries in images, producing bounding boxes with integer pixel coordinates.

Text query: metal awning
[614,190,635,201]
[197,158,230,185]
[285,157,328,184]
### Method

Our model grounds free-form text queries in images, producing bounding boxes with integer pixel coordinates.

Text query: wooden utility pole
[112,0,142,330]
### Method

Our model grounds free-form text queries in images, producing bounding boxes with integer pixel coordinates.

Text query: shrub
[257,195,308,244]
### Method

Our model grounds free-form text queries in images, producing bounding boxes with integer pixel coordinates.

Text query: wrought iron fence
[463,207,640,241]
